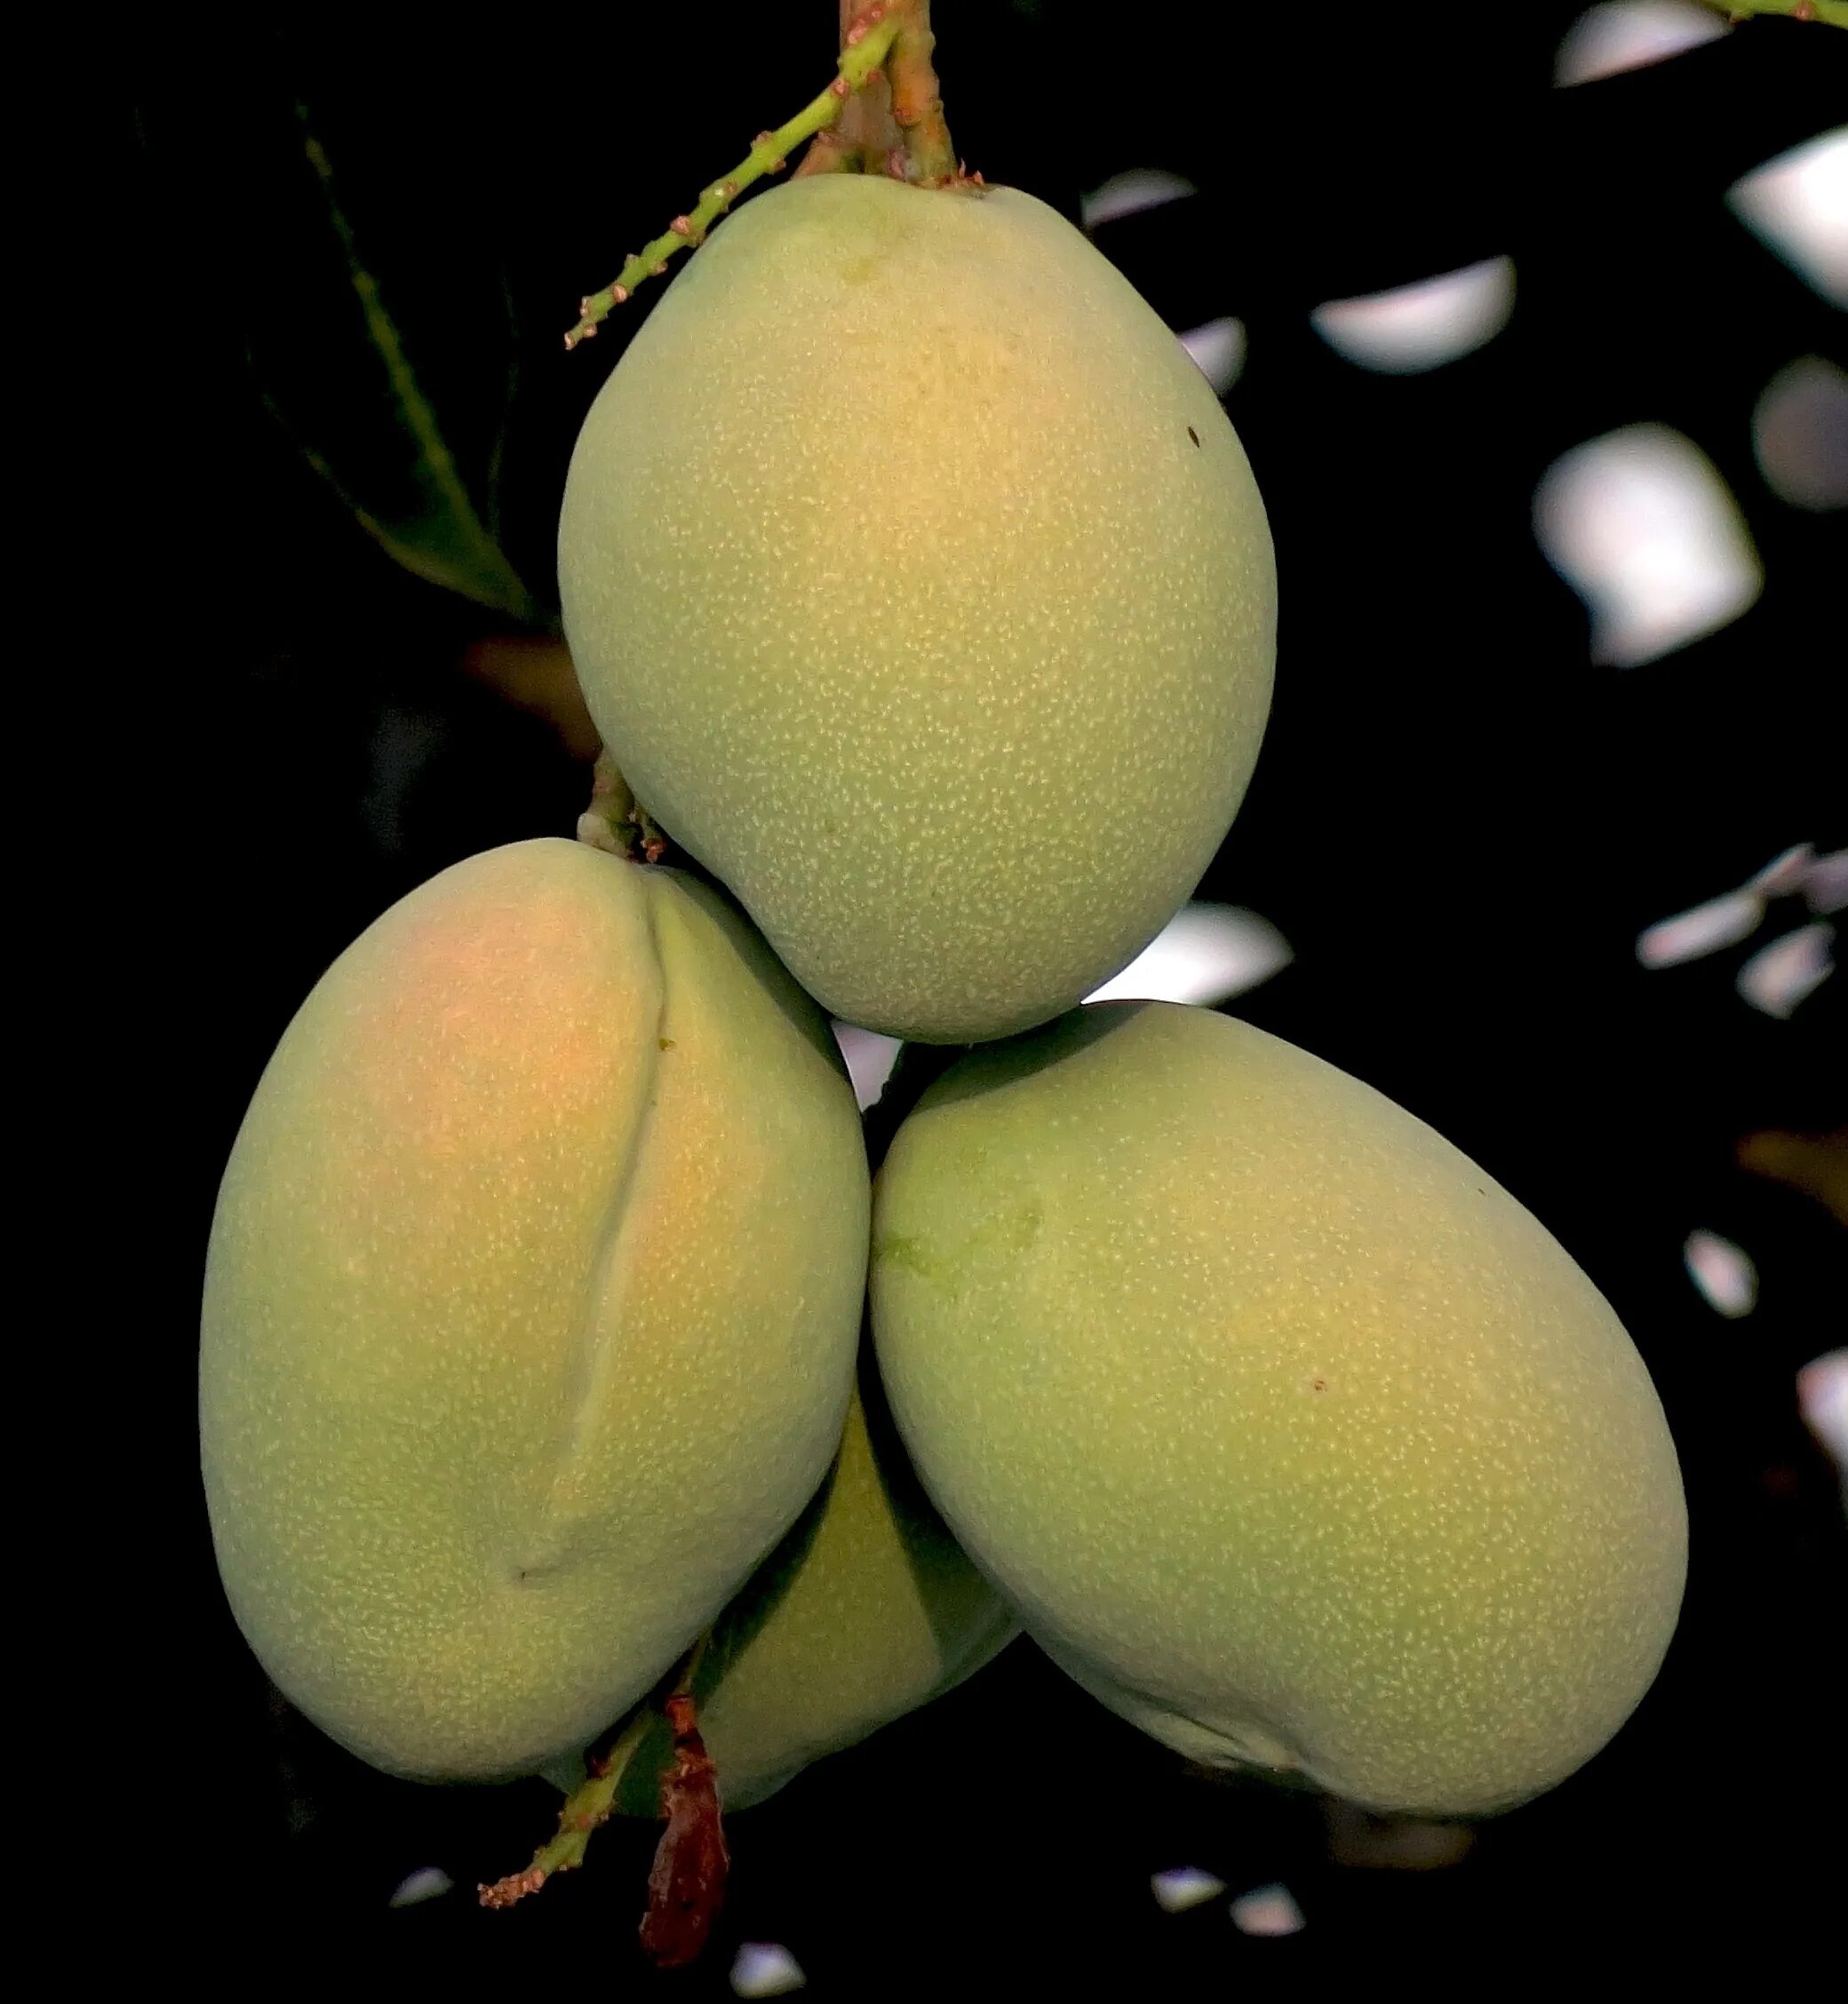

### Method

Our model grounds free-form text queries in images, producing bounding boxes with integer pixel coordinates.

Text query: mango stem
[793,1,902,174]
[562,7,904,350]
[577,746,666,863]
[477,1702,657,1906]
[1697,1,1848,25]
[888,3,960,187]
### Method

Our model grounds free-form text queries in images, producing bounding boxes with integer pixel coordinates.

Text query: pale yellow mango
[200,839,869,1782]
[871,1003,1687,1817]
[549,1348,1016,1816]
[559,174,1275,1043]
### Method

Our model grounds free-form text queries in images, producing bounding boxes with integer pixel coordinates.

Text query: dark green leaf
[246,97,537,624]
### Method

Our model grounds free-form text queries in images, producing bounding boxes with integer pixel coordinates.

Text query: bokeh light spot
[1230,1882,1307,1936]
[1080,168,1196,229]
[1085,904,1293,1007]
[1178,316,1247,394]
[1533,424,1763,666]
[1553,2,1726,88]
[1753,355,1848,512]
[1637,847,1827,967]
[1804,849,1848,917]
[387,1865,453,1907]
[1637,887,1764,970]
[1310,258,1515,375]
[1797,1351,1848,1498]
[1151,1865,1228,1913]
[730,1942,808,1997]
[1727,128,1848,309]
[1736,922,1836,1019]
[832,1022,904,1111]
[1748,843,1818,900]
[1684,1230,1758,1318]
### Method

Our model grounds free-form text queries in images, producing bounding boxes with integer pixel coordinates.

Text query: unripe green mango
[870,1003,1687,1817]
[548,1348,1016,1815]
[558,175,1276,1044]
[200,839,869,1783]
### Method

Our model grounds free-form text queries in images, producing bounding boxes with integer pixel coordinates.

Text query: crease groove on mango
[514,878,673,1581]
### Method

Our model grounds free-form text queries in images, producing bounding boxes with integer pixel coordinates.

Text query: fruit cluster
[201,176,1685,1910]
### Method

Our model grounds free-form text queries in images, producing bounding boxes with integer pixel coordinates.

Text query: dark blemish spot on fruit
[1311,1377,1327,1393]
[1187,426,1200,447]
[659,1038,676,1051]
[874,1231,940,1281]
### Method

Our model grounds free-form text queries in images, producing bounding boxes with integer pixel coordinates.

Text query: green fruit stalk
[200,839,869,1783]
[872,1002,1687,1817]
[559,173,1276,1044]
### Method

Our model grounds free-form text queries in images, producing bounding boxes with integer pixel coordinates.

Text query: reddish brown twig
[888,2,958,185]
[639,1692,730,1968]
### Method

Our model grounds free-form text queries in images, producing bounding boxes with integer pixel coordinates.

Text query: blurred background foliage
[129,1,1842,1984]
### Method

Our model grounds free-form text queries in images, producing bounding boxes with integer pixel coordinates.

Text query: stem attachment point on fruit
[578,746,667,864]
[562,2,980,347]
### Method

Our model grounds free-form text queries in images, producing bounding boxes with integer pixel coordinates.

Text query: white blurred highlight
[1310,258,1515,374]
[730,1943,807,1998]
[1533,424,1762,666]
[1736,922,1836,1018]
[1797,1351,1848,1493]
[1637,887,1764,969]
[1553,2,1726,86]
[1085,903,1293,1007]
[1151,1866,1227,1913]
[1728,129,1848,309]
[1804,849,1848,916]
[832,1023,904,1112]
[388,1865,453,1908]
[1753,355,1848,511]
[1230,1883,1306,1936]
[1636,846,1841,972]
[1748,843,1816,900]
[1684,1230,1758,1318]
[1081,168,1195,229]
[1179,316,1247,393]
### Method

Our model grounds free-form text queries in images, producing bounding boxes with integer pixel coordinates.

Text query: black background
[125,2,1843,1984]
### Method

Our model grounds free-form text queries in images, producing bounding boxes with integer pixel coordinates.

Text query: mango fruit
[199,839,869,1783]
[870,1002,1687,1817]
[558,174,1276,1043]
[546,1348,1017,1815]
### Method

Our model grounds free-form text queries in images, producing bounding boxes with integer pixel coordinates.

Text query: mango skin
[558,175,1276,1043]
[870,1003,1687,1817]
[547,1347,1017,1815]
[199,839,869,1783]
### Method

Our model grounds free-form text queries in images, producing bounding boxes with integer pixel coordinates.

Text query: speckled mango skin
[199,839,869,1783]
[558,175,1275,1044]
[554,1348,1016,1815]
[870,1003,1687,1817]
